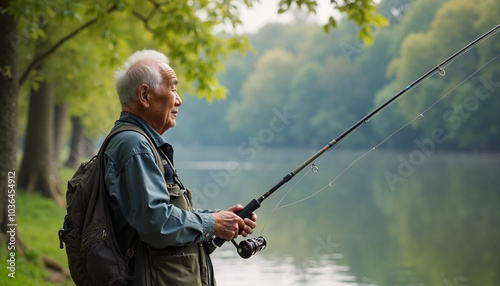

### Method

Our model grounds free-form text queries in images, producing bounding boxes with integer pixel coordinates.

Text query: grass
[0,166,77,286]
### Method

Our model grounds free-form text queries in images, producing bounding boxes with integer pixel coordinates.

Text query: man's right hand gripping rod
[206,172,295,255]
[207,198,261,253]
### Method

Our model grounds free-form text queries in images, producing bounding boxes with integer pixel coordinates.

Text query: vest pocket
[149,251,202,286]
[166,184,192,211]
[151,184,208,285]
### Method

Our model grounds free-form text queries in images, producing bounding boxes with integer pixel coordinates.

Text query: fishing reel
[231,236,267,259]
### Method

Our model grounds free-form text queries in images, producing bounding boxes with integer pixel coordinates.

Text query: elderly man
[104,49,257,285]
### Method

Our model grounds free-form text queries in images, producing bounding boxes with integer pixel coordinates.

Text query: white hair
[114,49,170,107]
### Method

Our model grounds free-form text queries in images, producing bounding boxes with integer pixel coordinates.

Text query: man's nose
[175,94,182,106]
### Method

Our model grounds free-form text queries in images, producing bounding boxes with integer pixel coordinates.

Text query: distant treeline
[167,0,499,152]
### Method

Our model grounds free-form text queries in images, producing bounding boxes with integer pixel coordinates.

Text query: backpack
[58,124,164,285]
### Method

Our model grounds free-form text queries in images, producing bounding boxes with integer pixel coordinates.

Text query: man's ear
[137,84,150,108]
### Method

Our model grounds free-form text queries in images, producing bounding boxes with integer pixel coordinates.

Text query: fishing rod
[208,23,500,258]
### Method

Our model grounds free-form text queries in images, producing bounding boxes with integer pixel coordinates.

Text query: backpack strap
[103,124,165,177]
[101,124,165,269]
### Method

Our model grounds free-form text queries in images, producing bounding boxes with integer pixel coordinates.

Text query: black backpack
[58,124,164,285]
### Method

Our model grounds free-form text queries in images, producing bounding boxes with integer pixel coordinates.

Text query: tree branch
[131,0,174,32]
[132,10,155,33]
[18,4,118,86]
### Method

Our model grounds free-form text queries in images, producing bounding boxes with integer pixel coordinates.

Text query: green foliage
[365,0,449,148]
[278,0,389,45]
[9,0,500,150]
[8,0,255,139]
[116,0,253,102]
[8,0,399,143]
[226,48,297,141]
[170,0,500,152]
[222,21,378,148]
[386,0,500,150]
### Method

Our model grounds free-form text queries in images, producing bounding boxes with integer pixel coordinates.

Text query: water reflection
[175,147,500,285]
[211,248,359,286]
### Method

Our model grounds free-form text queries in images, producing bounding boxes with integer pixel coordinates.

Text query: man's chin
[159,122,176,135]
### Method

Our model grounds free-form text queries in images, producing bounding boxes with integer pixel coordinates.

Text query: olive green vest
[145,183,214,286]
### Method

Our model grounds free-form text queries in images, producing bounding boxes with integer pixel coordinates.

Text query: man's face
[147,63,182,134]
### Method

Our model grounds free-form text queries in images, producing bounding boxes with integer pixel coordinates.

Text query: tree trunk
[0,0,19,245]
[18,71,63,206]
[65,116,84,168]
[54,102,69,167]
[81,137,95,158]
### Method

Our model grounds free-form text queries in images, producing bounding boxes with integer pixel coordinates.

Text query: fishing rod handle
[212,199,261,248]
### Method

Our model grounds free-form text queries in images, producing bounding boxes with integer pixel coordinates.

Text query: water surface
[174,147,499,286]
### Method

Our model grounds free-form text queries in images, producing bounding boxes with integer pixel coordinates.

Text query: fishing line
[256,125,359,234]
[206,24,500,256]
[272,50,500,211]
[258,43,500,233]
[268,131,355,210]
[263,25,500,212]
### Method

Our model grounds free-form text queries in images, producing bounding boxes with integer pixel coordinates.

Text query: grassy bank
[0,167,76,285]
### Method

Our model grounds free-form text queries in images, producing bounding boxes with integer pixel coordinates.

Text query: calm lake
[172,146,500,286]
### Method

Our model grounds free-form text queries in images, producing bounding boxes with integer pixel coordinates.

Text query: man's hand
[227,204,257,237]
[212,204,258,241]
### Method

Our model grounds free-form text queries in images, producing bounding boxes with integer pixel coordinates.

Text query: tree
[385,0,500,150]
[11,0,253,204]
[53,27,127,167]
[277,0,388,45]
[0,0,19,245]
[307,56,373,148]
[225,48,298,146]
[287,62,324,147]
[0,0,388,252]
[367,0,449,148]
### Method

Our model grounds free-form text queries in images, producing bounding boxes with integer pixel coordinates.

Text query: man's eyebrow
[172,79,179,85]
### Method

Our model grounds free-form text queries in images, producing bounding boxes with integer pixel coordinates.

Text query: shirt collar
[115,111,169,148]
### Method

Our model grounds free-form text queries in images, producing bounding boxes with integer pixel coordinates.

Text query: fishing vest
[145,152,215,286]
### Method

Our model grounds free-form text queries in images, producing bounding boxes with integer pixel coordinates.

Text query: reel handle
[208,199,261,252]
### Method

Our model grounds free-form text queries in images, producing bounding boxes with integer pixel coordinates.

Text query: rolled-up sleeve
[106,137,216,249]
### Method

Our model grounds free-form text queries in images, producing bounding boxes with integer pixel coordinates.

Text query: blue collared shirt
[104,111,216,249]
